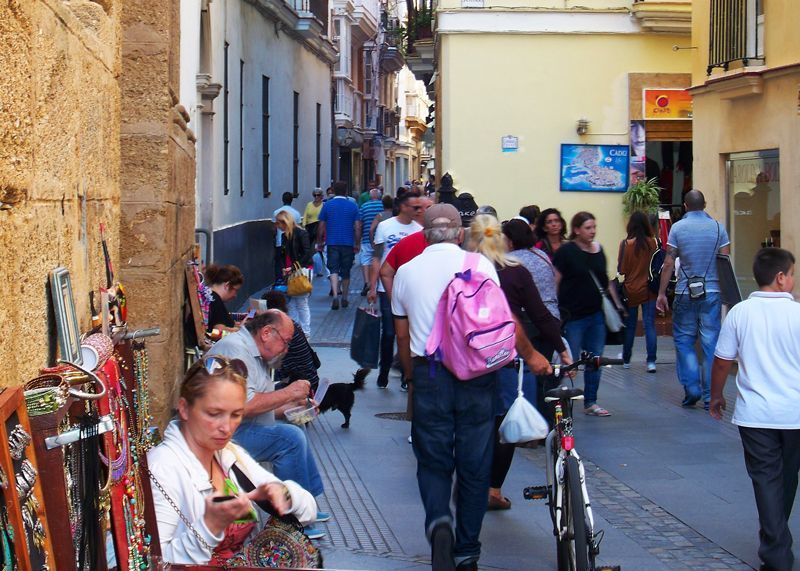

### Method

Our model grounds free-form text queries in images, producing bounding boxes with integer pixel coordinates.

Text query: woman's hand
[558,352,577,379]
[203,493,254,536]
[248,483,292,516]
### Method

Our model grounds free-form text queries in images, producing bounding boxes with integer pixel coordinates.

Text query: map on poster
[560,144,629,192]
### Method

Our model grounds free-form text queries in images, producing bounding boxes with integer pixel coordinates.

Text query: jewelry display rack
[0,386,56,570]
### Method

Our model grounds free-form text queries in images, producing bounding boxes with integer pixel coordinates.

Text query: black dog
[318,368,367,428]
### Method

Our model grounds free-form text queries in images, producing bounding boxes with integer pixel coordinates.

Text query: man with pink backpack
[392,204,546,571]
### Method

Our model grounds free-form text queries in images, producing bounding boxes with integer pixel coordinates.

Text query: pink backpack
[425,253,517,380]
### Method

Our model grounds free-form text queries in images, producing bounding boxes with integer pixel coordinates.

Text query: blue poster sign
[560,144,630,192]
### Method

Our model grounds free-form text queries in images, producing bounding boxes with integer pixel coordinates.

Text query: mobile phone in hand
[212,495,236,503]
[240,309,256,325]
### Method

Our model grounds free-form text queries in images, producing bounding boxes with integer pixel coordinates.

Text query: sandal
[584,404,611,417]
[487,495,512,510]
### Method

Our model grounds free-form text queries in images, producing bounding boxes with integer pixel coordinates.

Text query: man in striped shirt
[358,189,384,296]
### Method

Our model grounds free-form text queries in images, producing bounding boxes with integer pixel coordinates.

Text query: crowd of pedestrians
[159,177,798,571]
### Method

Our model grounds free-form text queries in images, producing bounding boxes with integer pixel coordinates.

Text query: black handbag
[350,305,380,368]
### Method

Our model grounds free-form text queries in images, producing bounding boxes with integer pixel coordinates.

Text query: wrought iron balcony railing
[708,0,763,74]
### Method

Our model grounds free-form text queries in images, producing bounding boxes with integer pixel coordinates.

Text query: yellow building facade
[431,0,693,267]
[690,1,799,296]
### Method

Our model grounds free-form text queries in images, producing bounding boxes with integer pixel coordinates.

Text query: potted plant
[622,177,661,215]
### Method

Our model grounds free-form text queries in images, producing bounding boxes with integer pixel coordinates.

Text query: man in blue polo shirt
[317,181,361,310]
[656,190,730,410]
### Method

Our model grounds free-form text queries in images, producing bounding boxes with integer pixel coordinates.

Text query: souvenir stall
[0,228,163,571]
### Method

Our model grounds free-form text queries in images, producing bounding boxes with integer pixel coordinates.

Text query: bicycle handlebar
[552,352,624,379]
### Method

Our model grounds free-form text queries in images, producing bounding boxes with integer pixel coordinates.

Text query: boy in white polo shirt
[710,247,800,571]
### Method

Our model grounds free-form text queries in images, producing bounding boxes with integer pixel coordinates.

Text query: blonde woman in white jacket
[147,355,317,565]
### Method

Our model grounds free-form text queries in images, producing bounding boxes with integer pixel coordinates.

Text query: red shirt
[385,231,427,270]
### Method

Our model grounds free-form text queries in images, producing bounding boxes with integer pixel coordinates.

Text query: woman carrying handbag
[617,211,659,372]
[276,211,314,337]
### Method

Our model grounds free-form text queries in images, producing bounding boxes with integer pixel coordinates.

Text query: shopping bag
[286,263,313,296]
[350,304,380,369]
[499,361,549,444]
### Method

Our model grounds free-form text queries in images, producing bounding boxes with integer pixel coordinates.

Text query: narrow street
[289,268,799,570]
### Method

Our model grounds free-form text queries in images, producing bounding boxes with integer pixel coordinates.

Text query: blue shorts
[327,245,355,279]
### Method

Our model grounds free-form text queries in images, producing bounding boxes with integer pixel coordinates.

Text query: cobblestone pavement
[298,267,789,570]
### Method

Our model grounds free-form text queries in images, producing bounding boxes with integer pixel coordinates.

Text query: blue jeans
[233,422,324,496]
[671,292,721,403]
[563,311,606,407]
[412,362,497,564]
[623,300,657,364]
[378,292,395,377]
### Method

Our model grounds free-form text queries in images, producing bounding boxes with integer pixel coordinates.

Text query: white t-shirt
[714,291,800,429]
[373,217,422,292]
[392,243,500,357]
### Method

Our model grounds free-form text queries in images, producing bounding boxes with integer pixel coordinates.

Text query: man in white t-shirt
[367,191,422,389]
[391,204,496,571]
[710,247,800,571]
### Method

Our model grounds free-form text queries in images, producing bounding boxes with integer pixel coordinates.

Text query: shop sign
[642,88,693,120]
[560,144,629,193]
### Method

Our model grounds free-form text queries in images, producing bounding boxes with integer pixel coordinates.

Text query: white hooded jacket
[147,420,317,564]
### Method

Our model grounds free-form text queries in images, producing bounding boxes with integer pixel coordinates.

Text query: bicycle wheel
[556,456,590,571]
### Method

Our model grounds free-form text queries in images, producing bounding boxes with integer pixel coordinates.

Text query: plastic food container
[285,404,318,425]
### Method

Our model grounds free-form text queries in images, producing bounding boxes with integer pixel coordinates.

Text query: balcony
[405,7,434,81]
[334,78,355,124]
[631,0,691,34]
[380,22,405,73]
[707,0,764,74]
[353,91,363,130]
[352,0,380,42]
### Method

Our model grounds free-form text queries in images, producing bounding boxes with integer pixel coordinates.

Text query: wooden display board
[0,387,56,570]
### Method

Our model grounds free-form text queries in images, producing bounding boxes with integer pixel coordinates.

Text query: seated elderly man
[206,309,329,538]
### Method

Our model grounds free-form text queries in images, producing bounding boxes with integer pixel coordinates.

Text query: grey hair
[244,309,284,334]
[424,225,461,245]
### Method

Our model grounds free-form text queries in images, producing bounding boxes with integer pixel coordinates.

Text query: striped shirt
[359,199,384,243]
[667,211,730,295]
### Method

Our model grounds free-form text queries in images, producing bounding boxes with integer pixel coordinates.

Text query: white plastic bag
[498,361,549,444]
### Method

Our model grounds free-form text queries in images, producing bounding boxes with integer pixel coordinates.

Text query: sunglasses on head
[185,356,248,382]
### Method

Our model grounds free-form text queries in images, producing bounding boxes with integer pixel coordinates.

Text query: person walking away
[553,212,624,417]
[276,211,314,337]
[368,191,422,389]
[656,189,730,409]
[502,219,562,423]
[204,264,244,334]
[468,215,567,512]
[391,204,496,571]
[618,211,659,372]
[303,189,327,278]
[358,189,384,296]
[317,181,361,310]
[710,248,800,571]
[533,208,568,261]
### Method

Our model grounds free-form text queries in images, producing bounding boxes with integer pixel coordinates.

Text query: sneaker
[361,284,369,296]
[622,362,631,370]
[341,299,349,308]
[304,526,326,540]
[400,380,408,392]
[681,391,701,407]
[377,374,389,389]
[408,434,413,444]
[647,362,657,373]
[315,511,332,523]
[430,523,455,571]
[331,298,340,310]
[456,560,478,571]
[703,401,710,411]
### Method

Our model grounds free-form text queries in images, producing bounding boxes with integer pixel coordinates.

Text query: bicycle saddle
[545,385,584,400]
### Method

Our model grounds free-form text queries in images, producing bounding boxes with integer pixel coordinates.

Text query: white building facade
[181,0,336,294]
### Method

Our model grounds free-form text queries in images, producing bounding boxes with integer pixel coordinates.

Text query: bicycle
[523,352,623,571]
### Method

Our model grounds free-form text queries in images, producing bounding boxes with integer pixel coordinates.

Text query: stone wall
[119,0,196,422]
[0,0,121,385]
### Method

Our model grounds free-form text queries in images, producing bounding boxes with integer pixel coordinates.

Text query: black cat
[318,368,368,428]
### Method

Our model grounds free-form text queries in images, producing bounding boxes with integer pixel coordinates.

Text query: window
[293,91,300,197]
[315,103,322,188]
[727,149,780,296]
[262,76,270,197]
[364,50,373,96]
[707,0,765,74]
[224,43,229,195]
[240,59,244,196]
